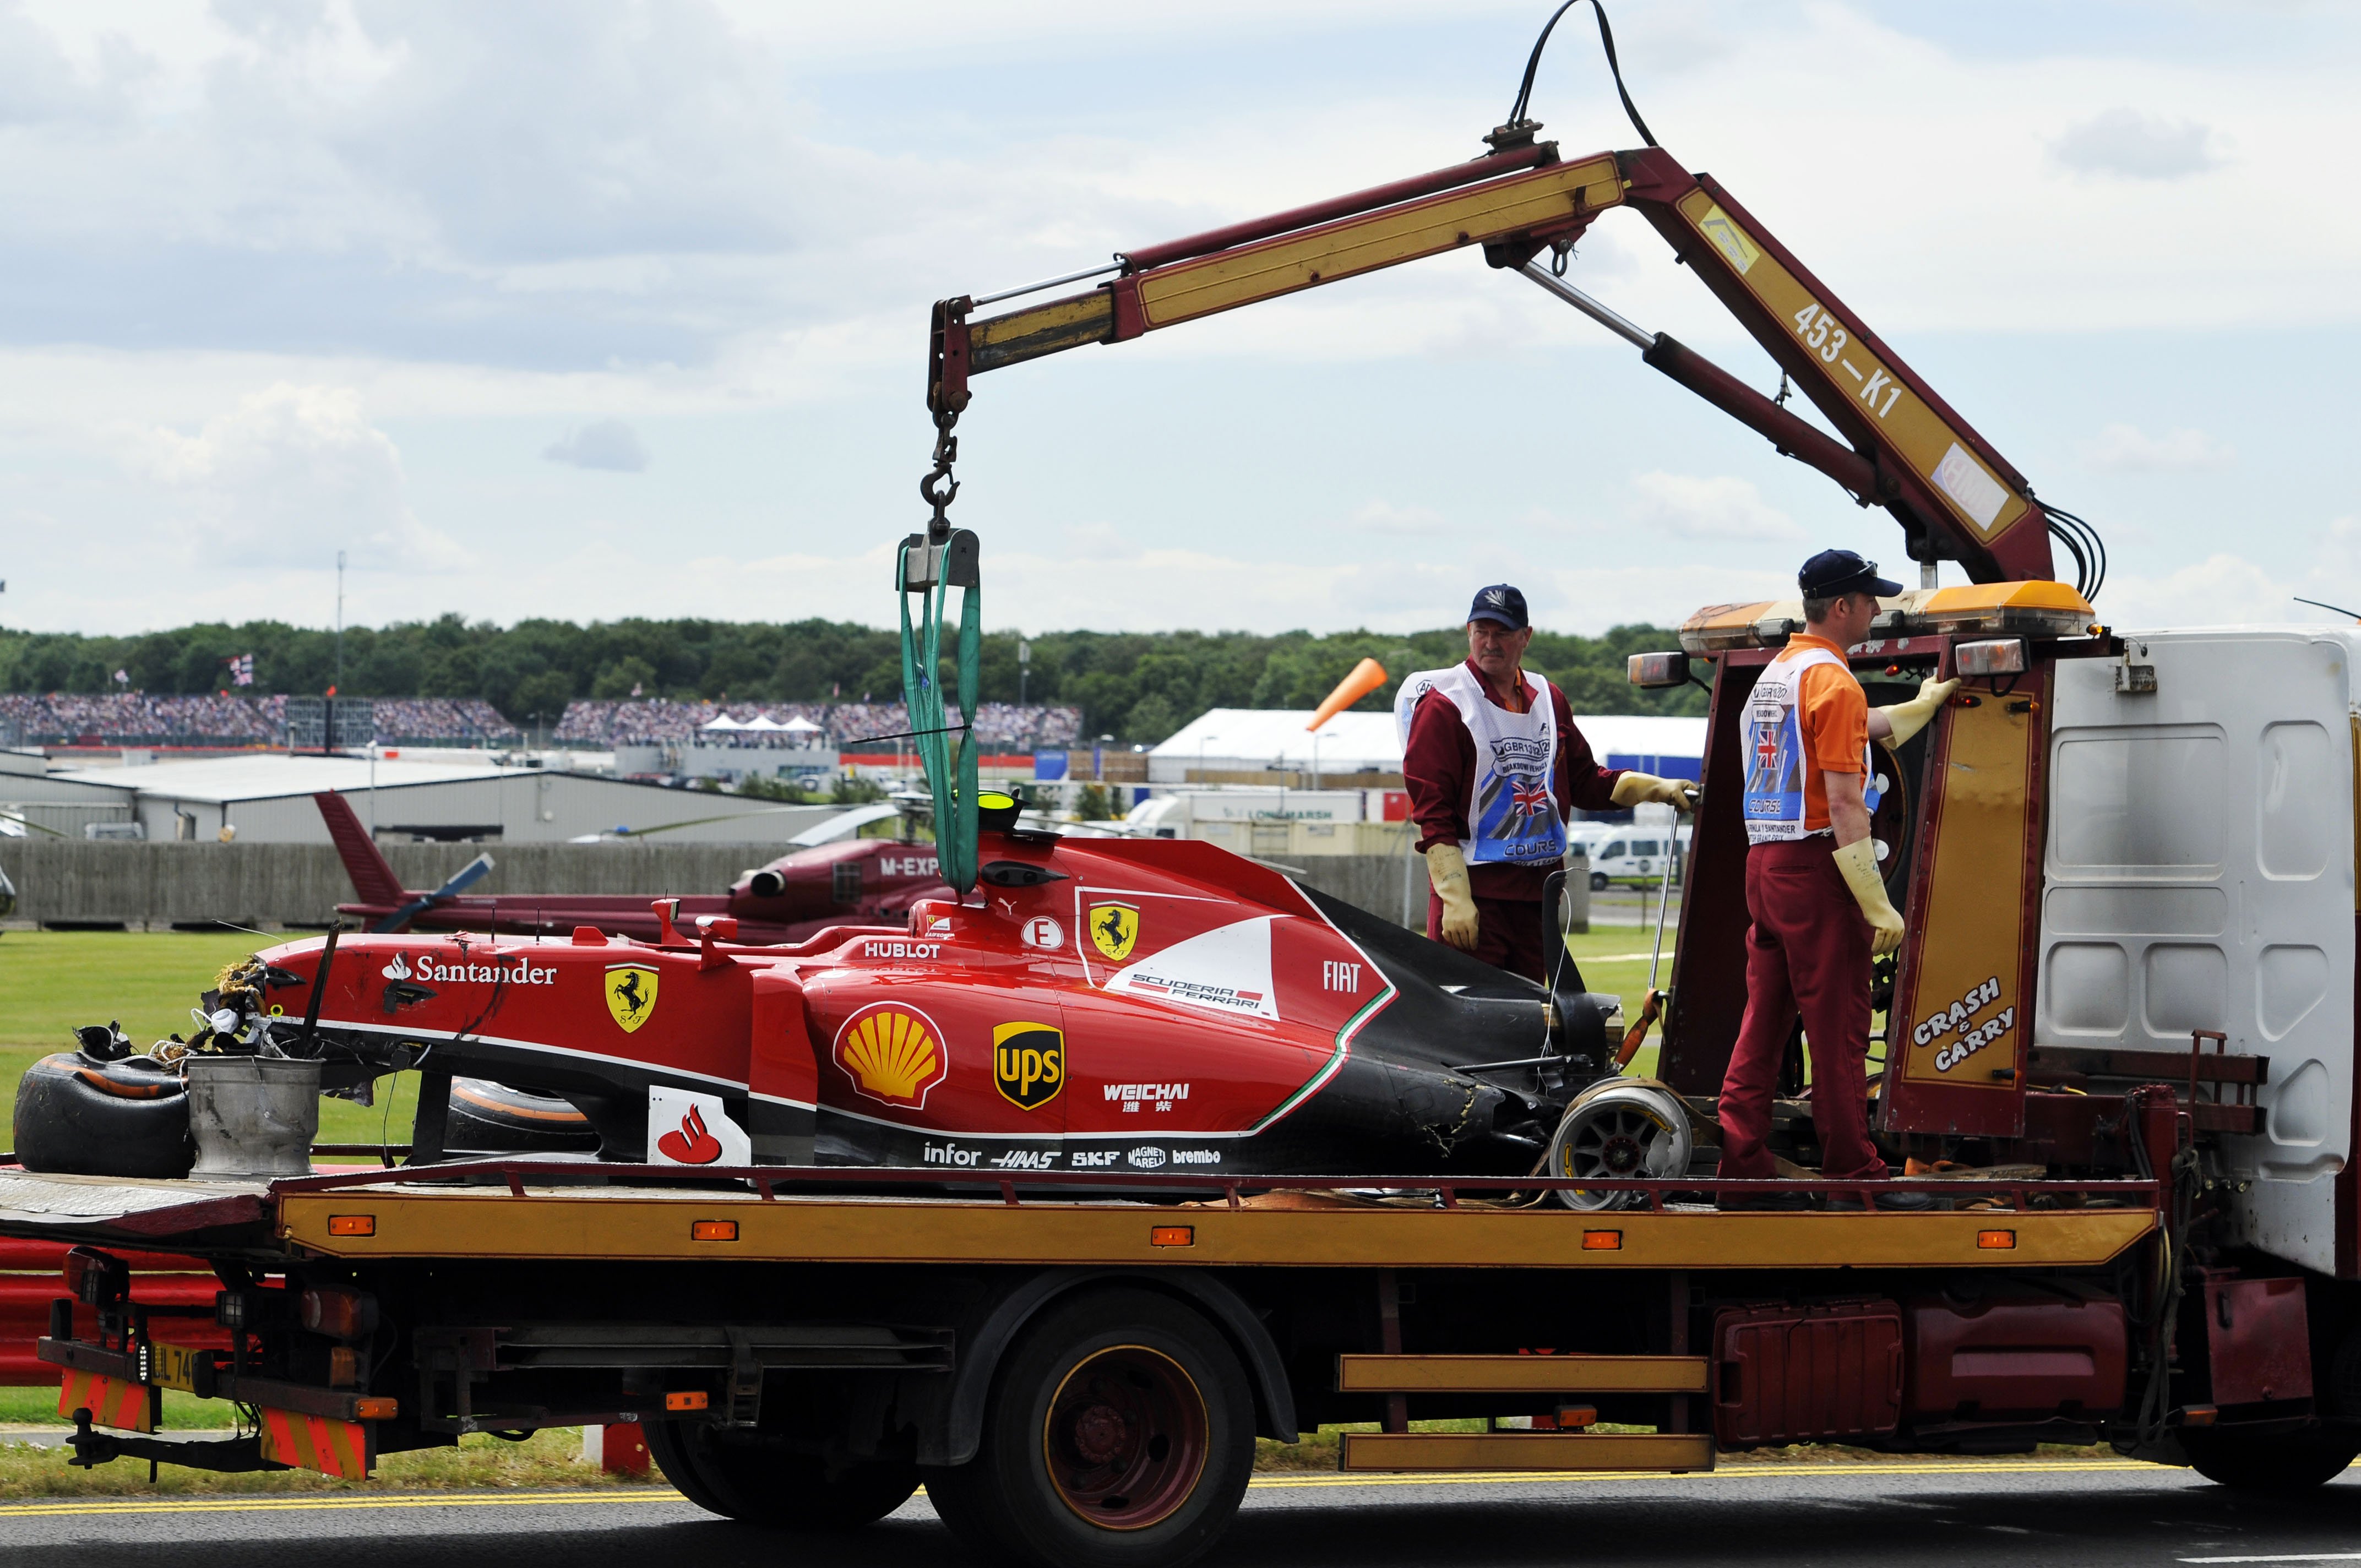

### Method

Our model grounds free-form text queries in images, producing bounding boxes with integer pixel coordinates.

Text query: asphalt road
[4,1461,2359,1567]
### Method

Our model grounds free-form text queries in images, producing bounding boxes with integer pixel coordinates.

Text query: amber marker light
[665,1391,710,1412]
[1581,1231,1622,1250]
[353,1398,398,1420]
[325,1216,375,1237]
[1149,1226,1195,1248]
[1976,1230,2017,1250]
[690,1220,739,1242]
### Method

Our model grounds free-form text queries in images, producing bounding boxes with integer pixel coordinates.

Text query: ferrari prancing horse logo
[1089,902,1139,962]
[605,963,659,1033]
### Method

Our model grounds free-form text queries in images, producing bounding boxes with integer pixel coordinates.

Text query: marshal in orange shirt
[1769,632,1869,832]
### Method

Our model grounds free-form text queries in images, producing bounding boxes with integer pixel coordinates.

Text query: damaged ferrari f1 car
[14,810,1663,1194]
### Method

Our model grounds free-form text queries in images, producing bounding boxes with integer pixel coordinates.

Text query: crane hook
[918,409,960,532]
[920,467,959,516]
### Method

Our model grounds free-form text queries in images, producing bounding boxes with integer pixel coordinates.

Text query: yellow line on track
[0,1462,2155,1517]
[1248,1461,2152,1489]
[0,1490,686,1518]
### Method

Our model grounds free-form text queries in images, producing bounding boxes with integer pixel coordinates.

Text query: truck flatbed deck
[0,1162,2158,1272]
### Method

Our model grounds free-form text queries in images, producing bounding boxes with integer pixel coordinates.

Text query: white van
[1584,825,1690,890]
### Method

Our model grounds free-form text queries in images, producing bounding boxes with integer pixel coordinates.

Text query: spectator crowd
[366,698,520,747]
[0,692,1077,752]
[0,694,519,748]
[555,699,1082,752]
[1,693,278,745]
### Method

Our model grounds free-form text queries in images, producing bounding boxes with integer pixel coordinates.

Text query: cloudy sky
[1,0,2353,638]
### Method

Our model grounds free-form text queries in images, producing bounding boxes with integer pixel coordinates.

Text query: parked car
[1585,826,1689,891]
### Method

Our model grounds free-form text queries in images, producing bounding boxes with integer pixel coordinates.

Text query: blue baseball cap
[1467,584,1528,629]
[1798,549,1902,599]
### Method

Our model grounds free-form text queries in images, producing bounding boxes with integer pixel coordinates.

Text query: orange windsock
[1307,657,1388,732]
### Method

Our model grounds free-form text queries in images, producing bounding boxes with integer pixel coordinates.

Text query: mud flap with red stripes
[58,1368,156,1433]
[257,1407,373,1478]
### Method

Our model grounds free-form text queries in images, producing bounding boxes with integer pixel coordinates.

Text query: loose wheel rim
[1554,1099,1682,1210]
[1042,1343,1209,1531]
[1569,1109,1656,1176]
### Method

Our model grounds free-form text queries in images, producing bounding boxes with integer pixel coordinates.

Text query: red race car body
[244,828,1614,1179]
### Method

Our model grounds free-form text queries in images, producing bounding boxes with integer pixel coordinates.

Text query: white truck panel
[2041,628,2357,1275]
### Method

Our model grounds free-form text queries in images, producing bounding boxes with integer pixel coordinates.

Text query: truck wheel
[2182,1428,2361,1495]
[922,1287,1254,1568]
[645,1421,917,1531]
[1590,871,1609,891]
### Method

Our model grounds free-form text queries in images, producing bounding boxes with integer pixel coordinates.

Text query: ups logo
[993,1021,1063,1111]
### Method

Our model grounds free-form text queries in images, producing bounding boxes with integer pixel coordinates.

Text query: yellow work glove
[1875,675,1961,747]
[1424,843,1480,952]
[1832,837,1905,957]
[1611,771,1696,812]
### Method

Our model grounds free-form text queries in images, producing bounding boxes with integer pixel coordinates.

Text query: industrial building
[0,751,836,845]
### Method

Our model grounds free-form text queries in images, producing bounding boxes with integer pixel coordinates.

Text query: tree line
[0,616,1704,742]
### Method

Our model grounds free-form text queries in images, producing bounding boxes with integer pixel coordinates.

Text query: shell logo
[832,1003,948,1109]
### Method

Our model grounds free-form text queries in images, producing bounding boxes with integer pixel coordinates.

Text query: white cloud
[543,419,649,472]
[2100,552,2293,629]
[0,2,136,126]
[2080,422,2235,472]
[2052,108,2222,180]
[2308,515,2361,582]
[501,533,1524,636]
[1624,471,1802,540]
[2098,527,2361,630]
[1350,499,1450,536]
[127,382,470,573]
[0,0,2349,388]
[1542,561,1793,632]
[525,531,1779,638]
[0,3,2353,639]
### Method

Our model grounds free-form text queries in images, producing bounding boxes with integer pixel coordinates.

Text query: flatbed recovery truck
[4,1157,2180,1568]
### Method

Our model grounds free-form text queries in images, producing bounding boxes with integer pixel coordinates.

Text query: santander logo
[657,1103,724,1164]
[645,1085,748,1167]
[382,952,412,981]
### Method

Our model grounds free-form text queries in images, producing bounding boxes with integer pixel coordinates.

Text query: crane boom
[926,136,2054,585]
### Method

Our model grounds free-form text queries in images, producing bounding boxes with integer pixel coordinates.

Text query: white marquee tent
[1149,707,1705,785]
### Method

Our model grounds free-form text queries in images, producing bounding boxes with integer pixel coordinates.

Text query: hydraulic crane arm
[926,136,2056,585]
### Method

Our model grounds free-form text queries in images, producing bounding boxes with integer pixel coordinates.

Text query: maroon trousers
[1717,838,1885,1181]
[1427,892,1548,982]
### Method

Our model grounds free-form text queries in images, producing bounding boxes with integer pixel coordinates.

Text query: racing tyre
[922,1287,1254,1568]
[1589,871,1609,892]
[2182,1428,2361,1495]
[443,1078,601,1155]
[13,1052,193,1178]
[645,1420,917,1531]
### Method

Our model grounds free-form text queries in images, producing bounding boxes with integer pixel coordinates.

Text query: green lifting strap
[897,528,981,896]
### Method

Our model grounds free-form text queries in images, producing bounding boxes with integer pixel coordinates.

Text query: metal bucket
[186,1057,321,1178]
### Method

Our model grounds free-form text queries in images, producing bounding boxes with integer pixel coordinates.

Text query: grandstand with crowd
[0,693,1081,753]
[556,700,1081,752]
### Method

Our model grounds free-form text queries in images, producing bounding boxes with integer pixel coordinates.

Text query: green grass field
[0,930,264,1051]
[0,930,421,1148]
[1560,925,1673,1077]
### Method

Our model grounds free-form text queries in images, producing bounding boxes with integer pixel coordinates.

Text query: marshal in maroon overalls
[1716,552,1952,1208]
